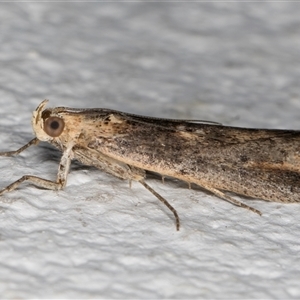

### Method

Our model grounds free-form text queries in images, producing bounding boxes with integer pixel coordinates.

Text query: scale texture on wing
[85,111,300,203]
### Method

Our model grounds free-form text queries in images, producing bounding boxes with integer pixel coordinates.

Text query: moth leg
[203,185,262,215]
[75,150,145,182]
[0,138,39,157]
[0,175,65,196]
[0,146,72,196]
[139,180,180,231]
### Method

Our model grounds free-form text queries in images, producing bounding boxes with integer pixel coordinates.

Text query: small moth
[1,100,300,230]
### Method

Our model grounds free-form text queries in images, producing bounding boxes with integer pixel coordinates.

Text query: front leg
[0,146,73,196]
[0,138,39,157]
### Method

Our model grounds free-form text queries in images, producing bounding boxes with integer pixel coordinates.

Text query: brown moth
[1,100,300,230]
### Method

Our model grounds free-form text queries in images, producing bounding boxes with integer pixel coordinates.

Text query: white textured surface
[0,3,300,299]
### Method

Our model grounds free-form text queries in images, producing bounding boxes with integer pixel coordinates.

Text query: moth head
[32,100,65,141]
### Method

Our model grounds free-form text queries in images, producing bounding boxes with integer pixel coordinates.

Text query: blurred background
[1,2,300,127]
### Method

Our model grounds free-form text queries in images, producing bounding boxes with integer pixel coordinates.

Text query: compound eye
[44,116,65,137]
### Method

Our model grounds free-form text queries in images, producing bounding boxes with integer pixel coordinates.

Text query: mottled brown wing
[86,111,300,202]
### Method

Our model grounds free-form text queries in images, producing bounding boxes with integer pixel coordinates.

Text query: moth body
[1,100,300,230]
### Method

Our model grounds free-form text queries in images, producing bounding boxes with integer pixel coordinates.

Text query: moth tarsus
[139,180,180,231]
[1,100,300,231]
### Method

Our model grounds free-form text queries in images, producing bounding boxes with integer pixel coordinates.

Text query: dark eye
[44,116,65,137]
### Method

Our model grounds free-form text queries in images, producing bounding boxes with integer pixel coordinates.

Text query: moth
[1,100,300,230]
